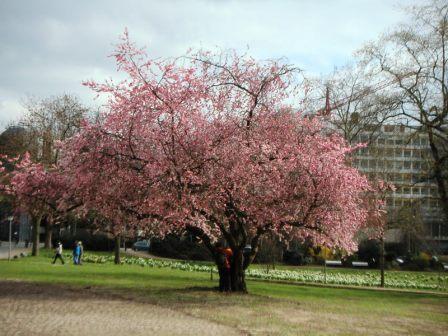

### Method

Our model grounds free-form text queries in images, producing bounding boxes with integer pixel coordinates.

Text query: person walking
[78,241,84,265]
[13,232,19,246]
[72,241,81,265]
[52,242,65,264]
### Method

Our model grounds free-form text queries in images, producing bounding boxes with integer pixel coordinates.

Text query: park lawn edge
[2,250,448,295]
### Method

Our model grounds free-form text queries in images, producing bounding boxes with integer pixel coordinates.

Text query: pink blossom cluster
[58,33,382,253]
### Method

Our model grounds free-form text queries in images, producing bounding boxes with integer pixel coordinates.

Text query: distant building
[352,125,447,251]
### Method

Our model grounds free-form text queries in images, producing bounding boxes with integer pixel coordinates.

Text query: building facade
[352,125,447,251]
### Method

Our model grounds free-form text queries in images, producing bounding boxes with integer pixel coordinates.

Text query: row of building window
[355,159,429,171]
[356,134,429,147]
[363,172,433,185]
[428,222,448,238]
[386,197,442,208]
[391,186,439,196]
[356,147,429,159]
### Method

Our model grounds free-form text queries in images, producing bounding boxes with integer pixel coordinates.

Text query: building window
[430,199,439,208]
[403,150,411,157]
[441,224,448,237]
[403,161,411,169]
[431,222,440,237]
[377,138,385,145]
[395,139,403,145]
[402,199,411,207]
[413,161,421,170]
[403,187,410,194]
[412,138,420,146]
[384,125,395,132]
[421,138,428,146]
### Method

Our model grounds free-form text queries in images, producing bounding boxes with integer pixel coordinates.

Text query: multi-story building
[352,125,447,252]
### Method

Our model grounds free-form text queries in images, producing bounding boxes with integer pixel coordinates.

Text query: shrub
[283,250,302,265]
[341,254,358,267]
[410,252,431,271]
[150,234,212,261]
[54,230,115,251]
[357,239,380,267]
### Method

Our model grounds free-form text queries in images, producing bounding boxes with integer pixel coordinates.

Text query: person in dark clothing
[52,242,65,264]
[13,232,19,246]
[215,242,233,292]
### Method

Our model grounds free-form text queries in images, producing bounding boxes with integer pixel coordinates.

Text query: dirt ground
[0,281,243,336]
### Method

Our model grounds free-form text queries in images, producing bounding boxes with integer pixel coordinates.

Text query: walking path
[122,248,177,261]
[0,281,243,336]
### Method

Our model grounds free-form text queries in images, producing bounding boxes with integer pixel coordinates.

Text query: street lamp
[7,216,13,261]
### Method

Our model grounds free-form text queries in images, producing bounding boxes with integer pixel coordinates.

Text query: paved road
[0,241,31,259]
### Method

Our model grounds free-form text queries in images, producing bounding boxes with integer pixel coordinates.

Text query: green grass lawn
[1,251,447,335]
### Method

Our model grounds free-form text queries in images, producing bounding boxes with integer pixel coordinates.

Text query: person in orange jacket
[215,242,233,292]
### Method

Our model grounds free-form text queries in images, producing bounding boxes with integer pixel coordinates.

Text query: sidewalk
[0,241,31,259]
[121,248,177,261]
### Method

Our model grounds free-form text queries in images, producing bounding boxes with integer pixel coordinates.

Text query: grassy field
[77,250,448,291]
[1,251,448,335]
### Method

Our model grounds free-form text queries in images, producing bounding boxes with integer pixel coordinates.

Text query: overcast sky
[0,0,421,131]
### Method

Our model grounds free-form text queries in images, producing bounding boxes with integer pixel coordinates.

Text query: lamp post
[7,216,13,261]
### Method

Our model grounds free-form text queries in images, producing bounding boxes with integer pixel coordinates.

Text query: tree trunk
[32,215,42,257]
[114,235,121,264]
[380,236,385,288]
[230,249,247,293]
[427,128,448,224]
[44,220,52,249]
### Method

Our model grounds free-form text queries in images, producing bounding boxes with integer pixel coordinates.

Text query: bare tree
[325,64,400,145]
[21,94,87,165]
[19,94,87,248]
[360,0,448,222]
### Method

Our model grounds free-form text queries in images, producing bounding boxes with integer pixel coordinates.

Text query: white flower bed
[74,254,448,291]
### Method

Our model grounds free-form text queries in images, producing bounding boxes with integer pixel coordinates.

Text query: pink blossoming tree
[1,153,69,256]
[57,32,382,292]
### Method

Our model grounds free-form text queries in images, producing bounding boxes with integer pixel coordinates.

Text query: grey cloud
[0,0,421,129]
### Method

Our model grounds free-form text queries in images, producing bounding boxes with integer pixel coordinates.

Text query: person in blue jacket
[73,241,81,265]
